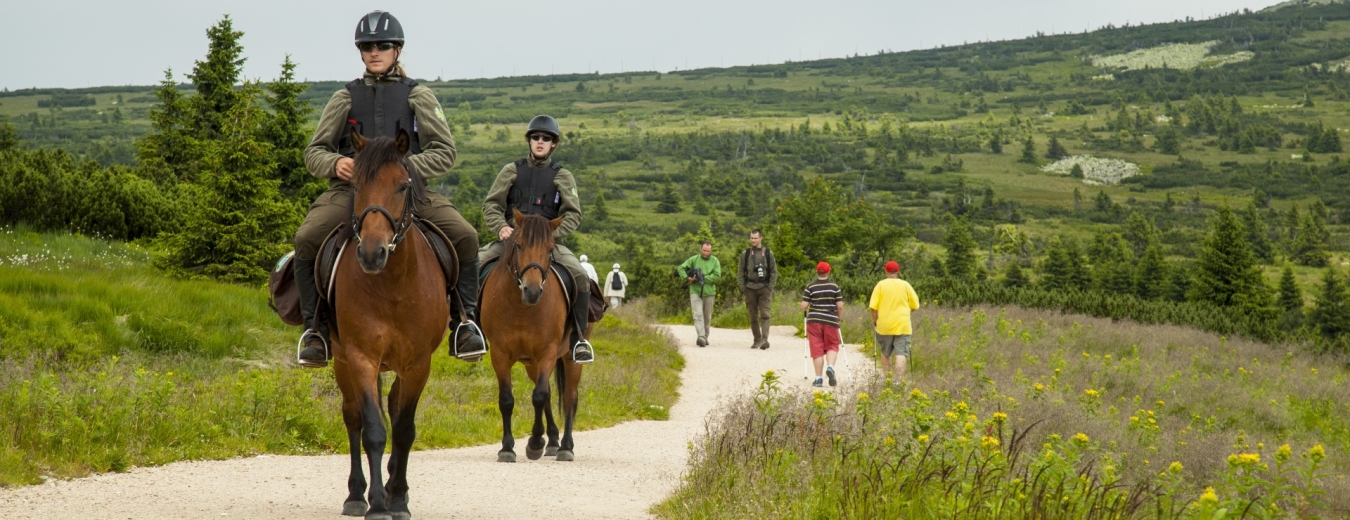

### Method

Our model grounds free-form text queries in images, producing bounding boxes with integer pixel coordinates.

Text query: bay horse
[481,209,585,462]
[331,129,447,520]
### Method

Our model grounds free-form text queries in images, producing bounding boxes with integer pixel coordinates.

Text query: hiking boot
[450,258,487,361]
[297,329,328,368]
[749,340,759,349]
[759,341,770,350]
[452,321,487,361]
[696,337,707,347]
[826,366,837,387]
[571,339,595,364]
[811,377,823,388]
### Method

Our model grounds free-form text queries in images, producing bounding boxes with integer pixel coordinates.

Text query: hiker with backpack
[604,264,628,308]
[738,229,778,350]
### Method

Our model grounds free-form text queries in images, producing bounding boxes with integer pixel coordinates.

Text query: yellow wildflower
[917,434,930,444]
[1199,487,1219,507]
[1276,444,1292,463]
[981,436,1000,450]
[1071,433,1090,447]
[1168,461,1183,474]
[992,412,1008,425]
[1309,444,1326,463]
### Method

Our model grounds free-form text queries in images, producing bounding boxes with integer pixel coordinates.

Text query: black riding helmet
[355,11,405,46]
[526,115,561,141]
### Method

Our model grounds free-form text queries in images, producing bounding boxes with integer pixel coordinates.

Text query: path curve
[2,324,866,519]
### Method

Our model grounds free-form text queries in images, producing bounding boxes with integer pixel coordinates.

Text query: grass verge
[655,305,1345,518]
[0,229,683,486]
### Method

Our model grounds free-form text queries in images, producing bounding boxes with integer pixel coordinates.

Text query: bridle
[351,159,416,253]
[508,233,554,292]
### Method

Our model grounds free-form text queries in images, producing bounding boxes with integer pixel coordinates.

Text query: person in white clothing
[604,263,628,308]
[579,254,599,284]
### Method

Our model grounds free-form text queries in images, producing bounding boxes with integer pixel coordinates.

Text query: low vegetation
[657,305,1347,518]
[0,228,682,486]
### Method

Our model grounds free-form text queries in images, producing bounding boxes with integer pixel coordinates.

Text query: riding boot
[293,257,329,368]
[569,280,595,364]
[450,257,487,361]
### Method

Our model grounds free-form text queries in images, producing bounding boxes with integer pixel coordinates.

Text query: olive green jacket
[304,72,457,183]
[482,156,582,240]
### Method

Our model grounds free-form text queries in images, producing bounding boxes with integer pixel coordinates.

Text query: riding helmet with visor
[355,11,405,46]
[526,115,561,141]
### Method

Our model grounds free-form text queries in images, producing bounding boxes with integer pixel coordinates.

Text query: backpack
[610,273,624,291]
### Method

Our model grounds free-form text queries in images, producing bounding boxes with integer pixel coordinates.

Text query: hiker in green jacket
[679,241,722,347]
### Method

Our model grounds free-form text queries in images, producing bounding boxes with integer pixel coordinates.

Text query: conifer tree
[1002,261,1029,288]
[1154,125,1182,155]
[187,16,246,140]
[655,175,682,213]
[942,215,978,280]
[137,69,200,184]
[1018,135,1037,164]
[155,87,301,282]
[1188,207,1271,313]
[0,116,16,151]
[1292,201,1329,267]
[1310,268,1350,346]
[1065,238,1091,289]
[1163,263,1193,302]
[1122,211,1158,256]
[988,134,1002,154]
[261,55,318,201]
[1135,244,1168,299]
[592,191,609,222]
[1045,136,1068,160]
[1238,200,1274,263]
[1039,236,1073,291]
[453,173,493,244]
[1278,265,1303,311]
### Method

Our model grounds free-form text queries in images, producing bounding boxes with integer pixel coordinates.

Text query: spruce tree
[1045,136,1068,160]
[155,87,301,282]
[261,55,318,201]
[1238,200,1274,263]
[0,116,16,151]
[1065,238,1092,289]
[1188,207,1271,313]
[137,69,200,184]
[592,191,609,222]
[1135,244,1168,299]
[1122,211,1158,256]
[1278,265,1303,311]
[1292,204,1329,267]
[1002,261,1029,288]
[1310,268,1350,346]
[1018,135,1037,164]
[1039,236,1073,291]
[942,215,978,280]
[1154,125,1182,155]
[655,175,682,213]
[186,16,246,140]
[988,134,1003,154]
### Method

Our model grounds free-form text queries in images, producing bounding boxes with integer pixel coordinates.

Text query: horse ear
[395,129,411,156]
[351,125,367,153]
[549,216,563,231]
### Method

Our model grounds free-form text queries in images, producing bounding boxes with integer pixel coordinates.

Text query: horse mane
[351,136,428,204]
[503,213,555,265]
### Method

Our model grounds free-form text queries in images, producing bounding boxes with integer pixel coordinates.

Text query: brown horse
[481,209,585,462]
[331,129,448,520]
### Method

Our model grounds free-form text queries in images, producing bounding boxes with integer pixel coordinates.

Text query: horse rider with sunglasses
[479,116,595,364]
[291,10,487,368]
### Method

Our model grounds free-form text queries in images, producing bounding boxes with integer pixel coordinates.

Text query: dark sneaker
[452,321,487,361]
[297,329,328,368]
[750,341,760,349]
[826,366,837,387]
[811,377,823,388]
[759,341,770,350]
[572,340,595,364]
[696,337,707,347]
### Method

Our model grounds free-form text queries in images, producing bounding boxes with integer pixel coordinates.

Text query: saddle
[480,260,607,323]
[315,217,459,316]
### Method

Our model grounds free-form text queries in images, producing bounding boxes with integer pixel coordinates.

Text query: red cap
[884,260,899,273]
[816,261,831,274]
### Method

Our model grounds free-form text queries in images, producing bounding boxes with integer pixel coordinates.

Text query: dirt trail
[2,324,869,519]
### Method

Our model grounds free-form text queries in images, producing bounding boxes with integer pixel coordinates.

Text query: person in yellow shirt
[869,260,920,383]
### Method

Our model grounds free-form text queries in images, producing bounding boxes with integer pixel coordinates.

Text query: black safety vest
[338,76,422,157]
[507,159,563,220]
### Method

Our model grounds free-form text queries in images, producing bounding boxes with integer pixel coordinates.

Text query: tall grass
[657,305,1345,518]
[0,228,683,486]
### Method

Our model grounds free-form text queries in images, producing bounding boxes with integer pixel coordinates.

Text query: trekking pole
[802,316,812,380]
[837,325,850,384]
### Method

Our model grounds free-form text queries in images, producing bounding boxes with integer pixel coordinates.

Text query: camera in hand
[682,267,705,286]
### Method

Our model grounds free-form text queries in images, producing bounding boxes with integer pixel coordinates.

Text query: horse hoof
[556,450,575,461]
[365,513,393,520]
[498,450,516,463]
[391,513,412,520]
[545,446,559,457]
[342,500,369,516]
[526,445,545,460]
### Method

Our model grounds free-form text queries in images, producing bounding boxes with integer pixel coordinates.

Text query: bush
[0,148,173,240]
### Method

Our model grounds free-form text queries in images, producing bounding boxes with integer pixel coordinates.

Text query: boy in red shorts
[800,262,844,387]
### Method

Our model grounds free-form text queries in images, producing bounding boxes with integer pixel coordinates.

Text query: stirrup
[452,321,489,361]
[571,339,595,365]
[296,329,329,368]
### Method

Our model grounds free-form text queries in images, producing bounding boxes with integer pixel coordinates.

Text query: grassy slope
[0,228,683,486]
[656,304,1350,518]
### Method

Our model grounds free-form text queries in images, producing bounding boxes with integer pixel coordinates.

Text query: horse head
[349,129,422,274]
[507,207,563,305]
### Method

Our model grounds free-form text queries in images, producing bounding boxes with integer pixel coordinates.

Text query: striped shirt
[802,278,843,327]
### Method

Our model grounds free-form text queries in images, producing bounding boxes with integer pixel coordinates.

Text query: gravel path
[2,324,868,519]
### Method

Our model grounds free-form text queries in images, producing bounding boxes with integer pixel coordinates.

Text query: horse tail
[554,356,566,417]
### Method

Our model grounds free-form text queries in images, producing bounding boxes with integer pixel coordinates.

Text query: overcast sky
[10,0,1286,90]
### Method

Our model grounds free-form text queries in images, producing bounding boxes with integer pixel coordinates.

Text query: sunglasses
[358,42,399,53]
[528,133,556,143]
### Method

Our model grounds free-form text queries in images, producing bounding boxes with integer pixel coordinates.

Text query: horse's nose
[358,243,389,274]
[522,285,542,305]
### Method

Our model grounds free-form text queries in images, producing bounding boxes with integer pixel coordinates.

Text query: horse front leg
[526,367,552,461]
[358,375,390,518]
[384,369,427,520]
[557,360,583,461]
[335,360,369,517]
[544,360,561,457]
[493,353,516,462]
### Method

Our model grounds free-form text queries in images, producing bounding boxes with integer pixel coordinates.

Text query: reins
[505,222,555,293]
[351,159,417,253]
